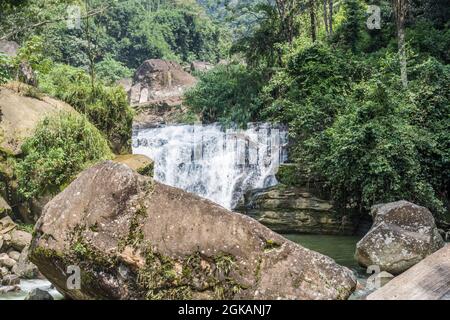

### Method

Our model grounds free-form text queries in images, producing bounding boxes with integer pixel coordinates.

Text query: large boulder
[0,85,75,155]
[10,229,32,251]
[238,185,358,235]
[355,201,445,275]
[30,161,356,300]
[129,59,197,106]
[367,245,450,300]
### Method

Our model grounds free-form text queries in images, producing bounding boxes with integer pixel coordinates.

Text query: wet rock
[0,285,20,294]
[30,161,357,300]
[1,274,19,286]
[24,288,54,300]
[10,230,32,251]
[355,201,445,275]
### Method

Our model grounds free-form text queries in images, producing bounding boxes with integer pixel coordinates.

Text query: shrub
[15,112,112,200]
[39,64,134,153]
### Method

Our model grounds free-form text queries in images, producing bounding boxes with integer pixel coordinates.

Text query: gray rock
[0,285,20,294]
[8,250,20,261]
[355,201,445,275]
[12,245,39,279]
[0,266,9,277]
[1,274,19,286]
[25,288,54,300]
[0,253,16,268]
[10,230,32,251]
[130,59,196,105]
[30,161,357,300]
[18,61,37,86]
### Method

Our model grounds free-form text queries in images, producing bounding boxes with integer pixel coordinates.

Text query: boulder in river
[30,161,356,300]
[355,201,445,275]
[367,244,450,300]
[25,288,54,300]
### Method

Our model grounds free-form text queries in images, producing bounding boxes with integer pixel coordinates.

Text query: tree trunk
[392,0,408,88]
[309,0,316,42]
[323,0,329,36]
[328,0,333,35]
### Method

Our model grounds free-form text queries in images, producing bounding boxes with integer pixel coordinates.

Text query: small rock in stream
[24,288,54,300]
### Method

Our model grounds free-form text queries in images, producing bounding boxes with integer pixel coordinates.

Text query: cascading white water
[132,123,288,210]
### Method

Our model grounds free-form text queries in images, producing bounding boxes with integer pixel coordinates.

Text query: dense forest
[1,0,449,221]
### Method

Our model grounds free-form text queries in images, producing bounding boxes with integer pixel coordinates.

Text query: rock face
[355,201,445,275]
[367,245,450,300]
[0,85,75,155]
[238,185,357,235]
[30,161,356,300]
[129,59,197,106]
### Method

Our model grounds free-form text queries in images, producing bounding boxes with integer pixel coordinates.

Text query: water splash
[132,123,288,209]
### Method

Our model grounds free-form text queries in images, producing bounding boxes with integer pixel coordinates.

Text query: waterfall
[132,123,288,210]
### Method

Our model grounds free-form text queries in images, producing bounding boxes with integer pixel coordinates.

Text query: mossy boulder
[30,161,356,300]
[355,201,445,275]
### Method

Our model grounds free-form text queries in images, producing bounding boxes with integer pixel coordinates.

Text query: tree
[392,0,408,88]
[309,0,317,42]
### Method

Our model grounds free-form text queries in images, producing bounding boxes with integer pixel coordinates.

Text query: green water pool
[284,234,364,273]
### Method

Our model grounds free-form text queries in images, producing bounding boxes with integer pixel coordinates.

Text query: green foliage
[14,35,53,75]
[39,64,134,153]
[95,55,133,84]
[185,63,266,127]
[264,42,449,216]
[0,53,13,84]
[332,0,366,52]
[15,112,112,200]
